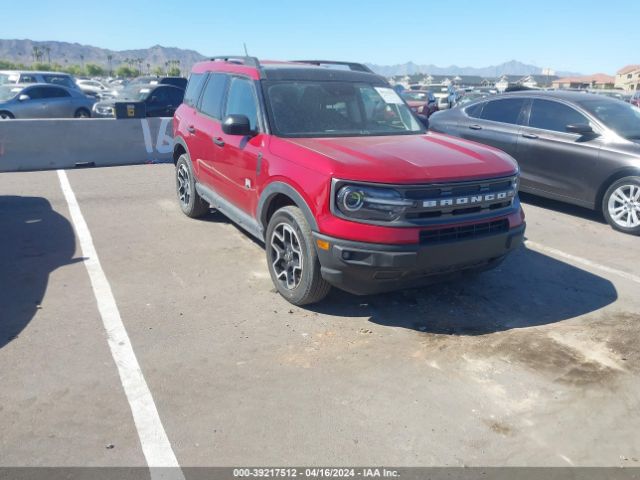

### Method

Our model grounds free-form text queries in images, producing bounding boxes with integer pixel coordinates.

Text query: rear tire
[602,176,640,235]
[74,108,90,118]
[266,206,331,306]
[176,154,209,218]
[0,111,14,119]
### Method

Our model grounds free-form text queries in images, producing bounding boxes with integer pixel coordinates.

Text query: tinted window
[199,74,228,119]
[528,100,587,133]
[27,86,69,99]
[167,87,184,106]
[183,73,205,107]
[465,102,483,118]
[224,77,258,130]
[148,87,166,103]
[481,98,525,124]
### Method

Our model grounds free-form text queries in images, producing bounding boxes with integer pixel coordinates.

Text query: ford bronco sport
[173,57,525,305]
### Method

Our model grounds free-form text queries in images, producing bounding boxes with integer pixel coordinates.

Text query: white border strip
[526,240,640,285]
[57,170,184,480]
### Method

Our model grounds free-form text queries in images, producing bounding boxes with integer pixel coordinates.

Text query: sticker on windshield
[374,87,404,104]
[140,88,151,93]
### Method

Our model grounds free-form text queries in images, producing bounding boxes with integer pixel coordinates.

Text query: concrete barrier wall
[0,118,174,172]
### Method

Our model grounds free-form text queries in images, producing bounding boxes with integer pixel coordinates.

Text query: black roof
[261,65,387,84]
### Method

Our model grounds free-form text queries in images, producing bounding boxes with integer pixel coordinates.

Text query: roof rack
[292,60,374,74]
[209,56,261,68]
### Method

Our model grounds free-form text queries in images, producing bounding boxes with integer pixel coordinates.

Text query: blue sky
[3,0,638,74]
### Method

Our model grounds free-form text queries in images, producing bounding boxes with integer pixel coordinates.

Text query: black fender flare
[172,135,190,164]
[257,182,319,232]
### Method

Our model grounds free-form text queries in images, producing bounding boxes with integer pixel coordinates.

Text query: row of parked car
[0,70,187,119]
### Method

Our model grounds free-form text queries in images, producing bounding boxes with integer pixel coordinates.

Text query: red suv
[173,57,525,305]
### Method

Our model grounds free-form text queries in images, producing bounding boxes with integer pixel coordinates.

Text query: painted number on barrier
[141,118,173,156]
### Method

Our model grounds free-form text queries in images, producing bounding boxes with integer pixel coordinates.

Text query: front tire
[74,108,90,118]
[266,206,331,306]
[175,154,209,218]
[602,176,640,235]
[0,111,14,119]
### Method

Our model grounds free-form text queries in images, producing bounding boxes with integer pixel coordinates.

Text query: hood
[280,133,518,184]
[406,100,427,107]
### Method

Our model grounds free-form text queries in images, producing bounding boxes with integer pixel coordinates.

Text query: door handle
[187,125,195,134]
[213,137,225,147]
[522,133,539,139]
[469,124,482,130]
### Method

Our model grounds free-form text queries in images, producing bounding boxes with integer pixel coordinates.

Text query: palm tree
[107,54,113,75]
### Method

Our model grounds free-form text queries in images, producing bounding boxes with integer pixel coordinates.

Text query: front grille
[420,219,509,244]
[397,176,518,223]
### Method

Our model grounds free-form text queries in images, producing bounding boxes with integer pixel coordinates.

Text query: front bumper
[313,224,525,295]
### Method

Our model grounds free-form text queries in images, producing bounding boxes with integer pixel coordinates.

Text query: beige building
[614,65,640,91]
[552,73,615,90]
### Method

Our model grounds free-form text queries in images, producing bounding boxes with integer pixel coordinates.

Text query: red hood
[281,133,518,184]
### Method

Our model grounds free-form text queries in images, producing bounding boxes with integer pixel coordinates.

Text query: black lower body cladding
[313,224,525,295]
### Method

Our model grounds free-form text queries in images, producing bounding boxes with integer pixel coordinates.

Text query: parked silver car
[0,70,80,90]
[0,84,96,119]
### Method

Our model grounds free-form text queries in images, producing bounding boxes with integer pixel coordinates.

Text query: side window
[224,77,259,131]
[44,75,72,88]
[46,87,70,98]
[199,73,228,119]
[149,87,169,103]
[23,87,44,99]
[20,74,37,83]
[167,88,184,106]
[183,73,205,107]
[481,98,526,124]
[465,102,484,118]
[528,99,588,133]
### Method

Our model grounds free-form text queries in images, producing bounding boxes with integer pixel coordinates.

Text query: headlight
[94,104,114,115]
[335,184,413,222]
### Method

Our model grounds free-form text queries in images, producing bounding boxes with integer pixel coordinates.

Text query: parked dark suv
[173,56,525,305]
[429,91,640,235]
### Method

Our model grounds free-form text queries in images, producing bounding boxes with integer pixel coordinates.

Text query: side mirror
[18,94,30,101]
[566,123,594,135]
[416,114,429,130]
[222,114,253,136]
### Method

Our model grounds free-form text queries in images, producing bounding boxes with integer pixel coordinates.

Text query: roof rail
[292,60,374,74]
[209,56,261,68]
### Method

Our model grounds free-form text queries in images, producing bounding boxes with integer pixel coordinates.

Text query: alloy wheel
[270,223,304,290]
[177,163,191,207]
[608,184,640,228]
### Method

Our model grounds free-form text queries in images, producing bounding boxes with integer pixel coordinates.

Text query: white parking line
[57,170,185,480]
[526,240,640,285]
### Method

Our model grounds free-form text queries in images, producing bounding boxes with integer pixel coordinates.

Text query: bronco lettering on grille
[422,190,514,209]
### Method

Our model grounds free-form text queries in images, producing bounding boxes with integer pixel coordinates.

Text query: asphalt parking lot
[1,164,639,471]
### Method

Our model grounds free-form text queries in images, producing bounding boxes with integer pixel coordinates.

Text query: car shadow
[307,246,618,335]
[0,196,78,349]
[519,191,606,225]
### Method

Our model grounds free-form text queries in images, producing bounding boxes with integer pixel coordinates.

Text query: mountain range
[365,60,580,78]
[0,39,580,78]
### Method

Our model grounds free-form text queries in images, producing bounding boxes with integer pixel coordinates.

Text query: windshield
[119,85,152,101]
[0,85,21,101]
[579,99,640,140]
[401,91,432,102]
[265,81,424,137]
